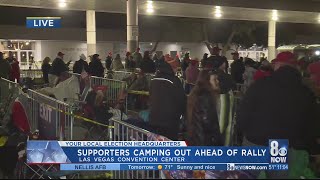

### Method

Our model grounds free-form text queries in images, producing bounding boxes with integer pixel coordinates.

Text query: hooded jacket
[49,56,69,76]
[238,66,318,152]
[73,59,89,74]
[149,61,186,140]
[111,56,124,71]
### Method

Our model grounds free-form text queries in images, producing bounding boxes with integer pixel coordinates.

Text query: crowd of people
[1,45,320,178]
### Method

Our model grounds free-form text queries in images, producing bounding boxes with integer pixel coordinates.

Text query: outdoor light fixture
[150,43,153,46]
[25,42,29,45]
[315,50,320,56]
[214,6,222,18]
[146,0,154,14]
[59,2,67,8]
[272,10,278,21]
[147,8,154,13]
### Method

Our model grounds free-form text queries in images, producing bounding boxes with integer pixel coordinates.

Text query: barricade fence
[20,70,43,79]
[108,118,161,179]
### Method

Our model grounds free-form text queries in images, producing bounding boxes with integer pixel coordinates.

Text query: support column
[127,0,139,53]
[268,20,276,61]
[87,10,96,57]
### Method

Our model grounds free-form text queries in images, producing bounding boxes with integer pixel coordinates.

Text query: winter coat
[89,59,105,77]
[0,59,11,79]
[238,66,318,152]
[49,57,69,76]
[231,60,245,84]
[149,61,186,140]
[125,57,136,70]
[9,60,20,82]
[133,52,143,68]
[185,64,200,84]
[253,69,272,81]
[216,69,236,94]
[73,59,89,74]
[41,63,51,84]
[105,56,113,70]
[187,90,223,146]
[140,58,156,73]
[111,57,124,71]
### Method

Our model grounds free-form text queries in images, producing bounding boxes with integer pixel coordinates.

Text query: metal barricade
[112,71,133,81]
[108,118,161,179]
[90,76,127,111]
[26,90,74,140]
[21,70,43,79]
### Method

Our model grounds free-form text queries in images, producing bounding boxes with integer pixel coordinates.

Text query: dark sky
[0,6,319,46]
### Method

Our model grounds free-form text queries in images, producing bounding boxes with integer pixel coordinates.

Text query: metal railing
[21,69,43,79]
[26,89,74,140]
[108,118,162,179]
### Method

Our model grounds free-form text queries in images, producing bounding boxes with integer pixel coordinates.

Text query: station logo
[269,139,288,164]
[26,17,61,28]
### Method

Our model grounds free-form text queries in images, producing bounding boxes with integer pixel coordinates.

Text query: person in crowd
[73,54,89,74]
[140,51,156,73]
[253,59,273,81]
[213,56,236,94]
[231,52,245,84]
[243,58,257,91]
[149,60,186,140]
[132,48,143,68]
[307,61,320,96]
[111,54,124,71]
[48,52,70,87]
[41,57,51,84]
[186,58,200,85]
[125,52,135,70]
[187,70,222,146]
[181,52,190,75]
[165,54,180,74]
[6,51,15,64]
[9,57,20,83]
[89,54,105,77]
[105,52,113,70]
[0,52,11,79]
[201,53,209,68]
[129,71,149,91]
[238,52,318,178]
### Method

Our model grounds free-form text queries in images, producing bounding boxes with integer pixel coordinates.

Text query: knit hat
[80,54,86,60]
[274,52,297,65]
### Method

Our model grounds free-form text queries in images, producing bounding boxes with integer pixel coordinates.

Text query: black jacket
[125,58,136,70]
[217,69,236,94]
[238,66,318,151]
[73,59,89,74]
[49,57,69,76]
[105,56,113,70]
[41,63,51,83]
[231,60,245,84]
[89,59,105,77]
[140,59,156,73]
[187,90,223,146]
[149,61,186,140]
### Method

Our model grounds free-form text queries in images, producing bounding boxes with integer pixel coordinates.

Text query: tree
[202,21,256,56]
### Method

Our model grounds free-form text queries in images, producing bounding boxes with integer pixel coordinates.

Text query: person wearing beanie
[213,56,236,94]
[105,52,113,70]
[88,54,105,77]
[238,52,318,178]
[73,53,89,74]
[140,51,156,73]
[111,54,124,71]
[149,60,186,140]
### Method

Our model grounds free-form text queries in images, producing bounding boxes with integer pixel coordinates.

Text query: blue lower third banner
[60,163,288,171]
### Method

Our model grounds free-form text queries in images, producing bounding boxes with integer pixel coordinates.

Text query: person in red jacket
[9,59,20,83]
[253,59,272,81]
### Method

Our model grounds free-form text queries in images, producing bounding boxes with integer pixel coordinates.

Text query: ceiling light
[272,16,278,21]
[59,2,67,8]
[215,13,222,18]
[147,0,153,4]
[315,50,320,56]
[271,10,278,21]
[25,42,29,45]
[150,43,153,46]
[147,8,154,13]
[147,4,153,9]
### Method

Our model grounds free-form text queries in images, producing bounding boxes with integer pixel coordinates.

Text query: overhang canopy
[0,0,319,24]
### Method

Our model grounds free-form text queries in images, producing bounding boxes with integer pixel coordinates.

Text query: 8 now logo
[269,139,288,164]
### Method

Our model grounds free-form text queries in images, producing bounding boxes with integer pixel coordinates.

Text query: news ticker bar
[60,163,289,171]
